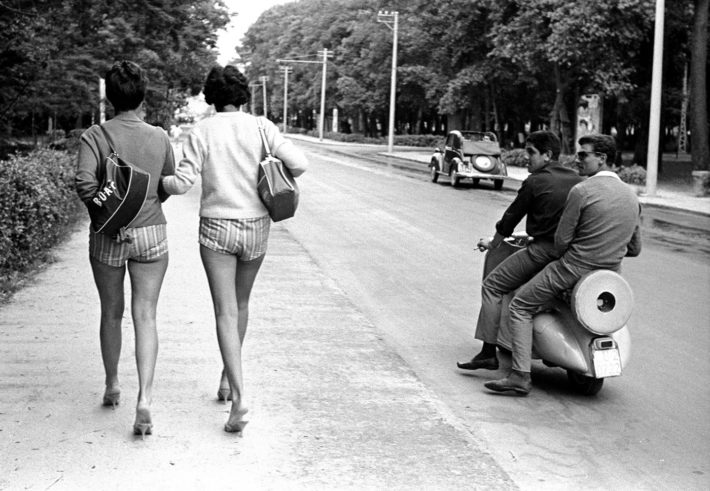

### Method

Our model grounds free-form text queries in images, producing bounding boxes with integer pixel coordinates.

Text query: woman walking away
[161,65,307,434]
[75,61,175,438]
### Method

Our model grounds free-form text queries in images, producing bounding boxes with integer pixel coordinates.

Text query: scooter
[486,234,633,395]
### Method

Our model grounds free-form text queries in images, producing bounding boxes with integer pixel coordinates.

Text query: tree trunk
[550,64,573,155]
[691,0,709,171]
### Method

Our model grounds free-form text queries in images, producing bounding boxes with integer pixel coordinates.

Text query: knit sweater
[75,112,175,228]
[555,171,642,269]
[161,111,308,219]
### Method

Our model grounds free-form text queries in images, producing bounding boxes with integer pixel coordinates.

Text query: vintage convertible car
[429,130,506,190]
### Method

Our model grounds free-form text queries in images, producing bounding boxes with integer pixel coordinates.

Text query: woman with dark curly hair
[76,60,175,438]
[161,65,307,434]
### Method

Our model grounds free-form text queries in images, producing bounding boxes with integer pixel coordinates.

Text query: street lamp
[645,0,664,196]
[377,10,399,154]
[277,49,331,141]
[279,66,292,133]
[260,76,269,117]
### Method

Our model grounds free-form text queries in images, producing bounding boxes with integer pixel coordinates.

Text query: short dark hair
[578,134,616,161]
[203,65,249,110]
[105,61,147,112]
[526,131,561,159]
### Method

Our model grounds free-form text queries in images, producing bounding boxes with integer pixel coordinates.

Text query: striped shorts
[199,216,271,261]
[89,224,168,268]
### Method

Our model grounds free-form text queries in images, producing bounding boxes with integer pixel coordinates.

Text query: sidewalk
[383,151,710,217]
[284,133,710,217]
[0,186,514,489]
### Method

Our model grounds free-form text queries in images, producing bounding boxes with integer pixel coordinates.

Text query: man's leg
[459,242,556,370]
[484,259,582,394]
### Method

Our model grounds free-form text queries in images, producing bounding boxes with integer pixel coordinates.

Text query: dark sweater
[496,164,583,240]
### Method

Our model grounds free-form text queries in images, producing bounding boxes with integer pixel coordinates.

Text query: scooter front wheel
[567,370,604,396]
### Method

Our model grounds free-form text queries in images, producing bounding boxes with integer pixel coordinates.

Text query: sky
[216,0,295,65]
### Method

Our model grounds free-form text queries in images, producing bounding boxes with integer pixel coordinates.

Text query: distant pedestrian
[161,65,308,434]
[485,134,642,395]
[457,131,582,372]
[75,60,176,437]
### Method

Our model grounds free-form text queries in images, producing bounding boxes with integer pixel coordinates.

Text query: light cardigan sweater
[555,171,642,269]
[162,111,308,218]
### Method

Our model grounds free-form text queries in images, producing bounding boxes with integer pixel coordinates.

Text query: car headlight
[473,156,495,172]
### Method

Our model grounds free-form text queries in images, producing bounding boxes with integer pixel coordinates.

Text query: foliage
[615,164,647,185]
[238,0,702,164]
[0,149,83,286]
[0,0,230,135]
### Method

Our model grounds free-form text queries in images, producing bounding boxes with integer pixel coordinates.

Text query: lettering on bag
[92,180,118,207]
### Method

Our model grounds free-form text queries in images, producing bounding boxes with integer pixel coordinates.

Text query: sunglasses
[576,151,604,160]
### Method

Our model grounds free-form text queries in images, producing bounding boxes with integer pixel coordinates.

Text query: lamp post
[277,49,331,141]
[377,10,399,153]
[645,0,664,196]
[248,82,262,115]
[260,76,269,117]
[279,66,292,133]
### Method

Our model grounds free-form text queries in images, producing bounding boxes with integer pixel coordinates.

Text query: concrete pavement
[0,183,514,489]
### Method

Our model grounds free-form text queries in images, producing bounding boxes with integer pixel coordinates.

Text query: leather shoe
[457,356,499,371]
[484,370,532,395]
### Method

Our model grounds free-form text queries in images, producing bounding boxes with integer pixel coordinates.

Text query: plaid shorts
[89,224,168,268]
[199,216,270,261]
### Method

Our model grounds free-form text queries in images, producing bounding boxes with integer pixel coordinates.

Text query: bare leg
[200,245,264,431]
[90,257,126,404]
[127,253,168,432]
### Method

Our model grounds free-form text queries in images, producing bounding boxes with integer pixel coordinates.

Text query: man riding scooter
[485,134,642,395]
[457,131,582,371]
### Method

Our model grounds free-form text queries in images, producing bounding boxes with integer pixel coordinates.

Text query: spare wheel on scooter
[571,270,634,335]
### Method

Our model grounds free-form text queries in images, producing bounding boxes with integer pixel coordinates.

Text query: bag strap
[98,124,118,156]
[256,118,273,157]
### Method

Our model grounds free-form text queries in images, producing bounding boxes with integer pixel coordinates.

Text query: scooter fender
[532,309,590,373]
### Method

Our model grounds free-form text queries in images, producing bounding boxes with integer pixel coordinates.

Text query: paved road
[286,140,710,489]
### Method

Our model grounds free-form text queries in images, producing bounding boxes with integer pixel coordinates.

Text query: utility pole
[377,10,399,153]
[645,0,664,196]
[277,50,331,141]
[316,48,330,141]
[279,66,292,133]
[260,76,269,117]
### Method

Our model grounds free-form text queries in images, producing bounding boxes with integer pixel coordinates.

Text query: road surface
[286,139,710,490]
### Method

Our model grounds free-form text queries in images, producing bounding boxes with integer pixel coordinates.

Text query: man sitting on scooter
[457,131,582,371]
[485,134,642,395]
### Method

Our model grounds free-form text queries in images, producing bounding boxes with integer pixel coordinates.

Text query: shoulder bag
[87,125,151,236]
[256,118,299,222]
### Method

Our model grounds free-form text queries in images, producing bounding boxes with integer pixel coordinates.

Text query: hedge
[0,149,83,300]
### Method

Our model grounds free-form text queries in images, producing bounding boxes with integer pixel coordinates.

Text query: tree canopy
[239,0,705,163]
[0,0,230,134]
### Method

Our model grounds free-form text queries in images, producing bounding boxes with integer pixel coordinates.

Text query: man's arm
[495,178,534,237]
[554,186,584,254]
[625,205,643,257]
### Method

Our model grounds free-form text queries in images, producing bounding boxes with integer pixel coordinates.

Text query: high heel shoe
[133,407,153,440]
[217,387,232,402]
[224,407,249,434]
[102,389,121,409]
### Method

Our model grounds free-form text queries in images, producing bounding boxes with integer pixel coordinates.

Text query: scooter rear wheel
[567,370,604,396]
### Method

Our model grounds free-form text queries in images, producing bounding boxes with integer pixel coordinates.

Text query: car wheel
[567,370,604,395]
[430,163,439,183]
[450,169,459,187]
[494,179,503,190]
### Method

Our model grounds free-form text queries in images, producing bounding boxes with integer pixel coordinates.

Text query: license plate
[593,348,622,378]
